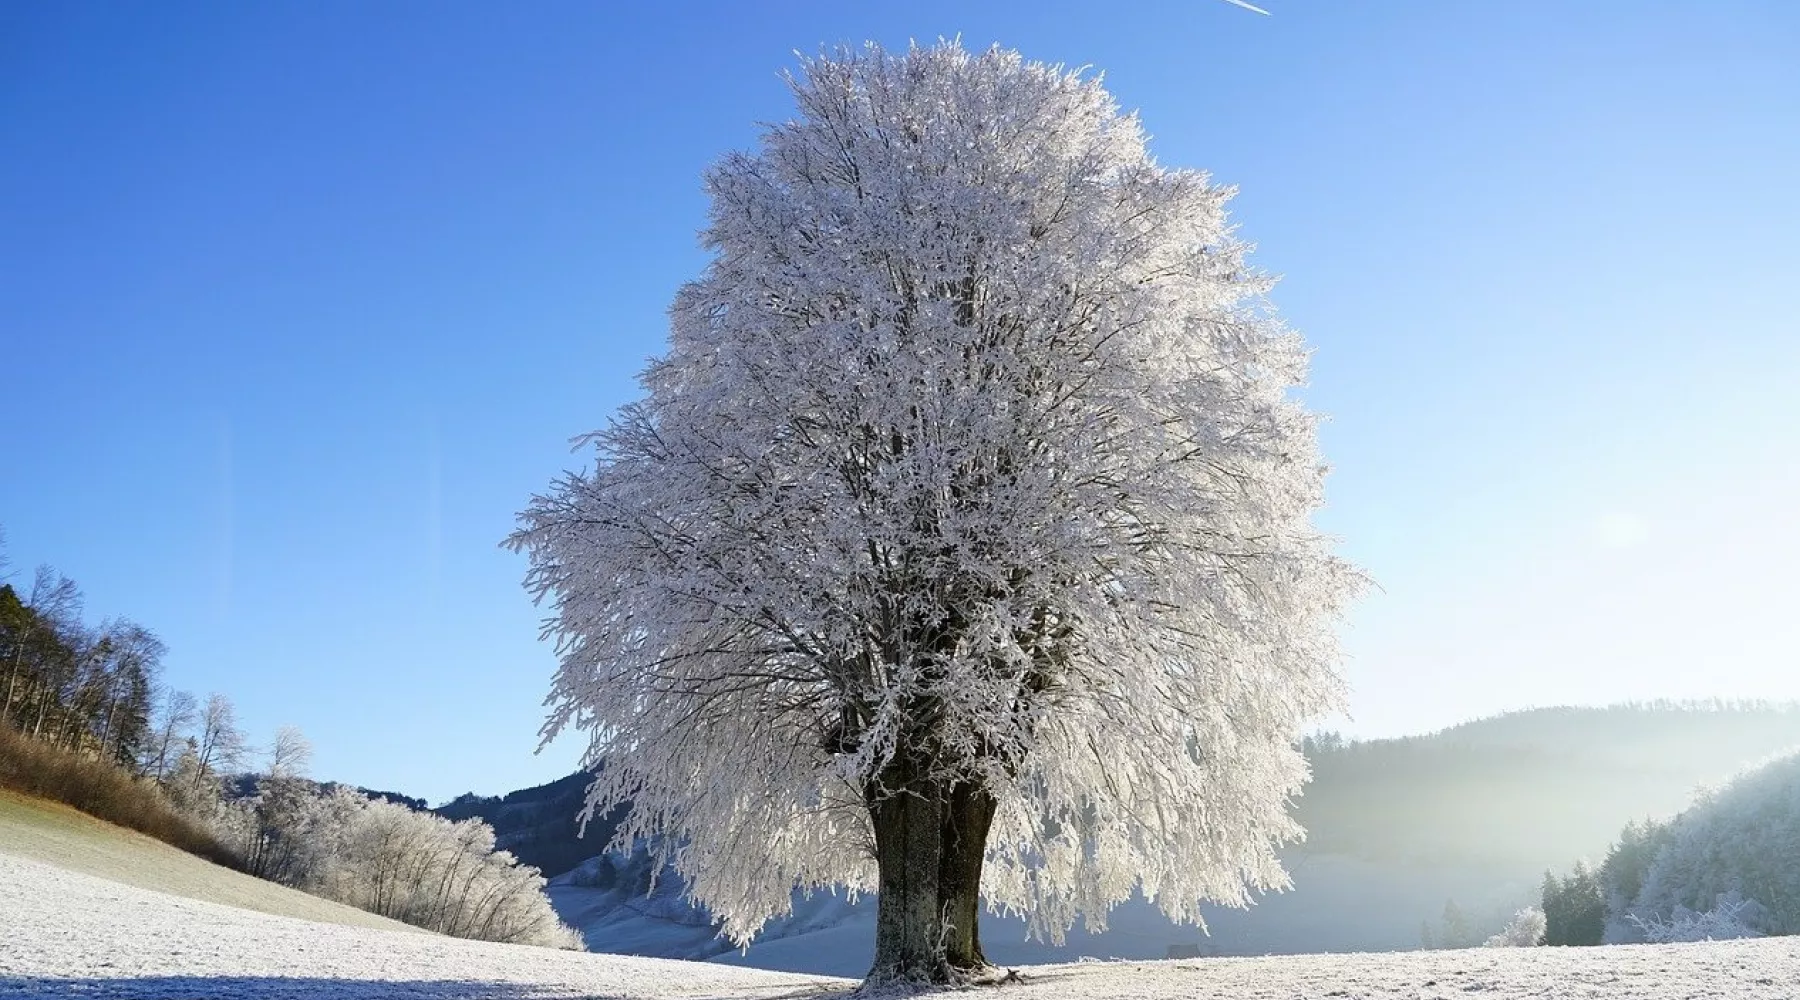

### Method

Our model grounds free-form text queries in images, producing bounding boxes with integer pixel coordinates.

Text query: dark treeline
[0,529,248,804]
[1,556,163,770]
[437,771,622,879]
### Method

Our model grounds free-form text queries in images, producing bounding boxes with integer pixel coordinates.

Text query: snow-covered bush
[1628,894,1764,944]
[309,794,582,949]
[1484,906,1545,947]
[185,774,580,949]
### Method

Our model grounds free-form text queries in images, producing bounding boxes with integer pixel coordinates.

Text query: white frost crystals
[509,41,1359,957]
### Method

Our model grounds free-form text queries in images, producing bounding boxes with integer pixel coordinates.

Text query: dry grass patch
[0,724,238,866]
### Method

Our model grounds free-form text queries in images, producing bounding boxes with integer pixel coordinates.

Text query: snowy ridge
[8,848,1800,998]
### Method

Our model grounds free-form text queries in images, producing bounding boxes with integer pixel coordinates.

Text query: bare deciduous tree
[1,566,82,726]
[143,688,199,781]
[267,725,313,780]
[193,693,248,791]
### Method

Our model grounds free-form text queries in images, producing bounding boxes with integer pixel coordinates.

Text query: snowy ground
[0,852,840,999]
[7,847,1800,999]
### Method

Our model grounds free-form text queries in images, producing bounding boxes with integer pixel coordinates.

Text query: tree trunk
[938,780,997,972]
[1,655,23,725]
[865,756,997,985]
[31,682,51,738]
[868,752,947,984]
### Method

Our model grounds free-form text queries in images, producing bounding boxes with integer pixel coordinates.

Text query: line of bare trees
[0,534,266,797]
[2,554,163,767]
[2,530,579,950]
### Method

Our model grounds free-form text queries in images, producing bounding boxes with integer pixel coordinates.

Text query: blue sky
[3,1,1796,804]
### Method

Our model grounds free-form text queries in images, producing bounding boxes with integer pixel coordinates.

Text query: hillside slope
[5,846,1800,1000]
[436,771,615,879]
[0,850,833,999]
[0,790,417,933]
[536,704,1800,968]
[1296,704,1800,867]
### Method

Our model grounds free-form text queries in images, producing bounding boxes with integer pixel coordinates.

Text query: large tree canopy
[511,41,1357,984]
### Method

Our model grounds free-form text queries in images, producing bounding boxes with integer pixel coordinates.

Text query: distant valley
[426,703,1800,975]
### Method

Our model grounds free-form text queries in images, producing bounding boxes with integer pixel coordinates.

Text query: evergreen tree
[1441,898,1471,949]
[1543,862,1605,945]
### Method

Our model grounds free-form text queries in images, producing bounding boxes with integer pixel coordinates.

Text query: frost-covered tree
[141,688,198,781]
[206,778,581,949]
[267,725,313,780]
[1604,751,1800,941]
[511,41,1356,984]
[1484,906,1546,947]
[220,726,315,881]
[310,792,582,949]
[163,740,224,819]
[192,693,248,791]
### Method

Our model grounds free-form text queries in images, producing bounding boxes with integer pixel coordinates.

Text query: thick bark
[868,753,947,984]
[865,756,997,985]
[938,781,996,971]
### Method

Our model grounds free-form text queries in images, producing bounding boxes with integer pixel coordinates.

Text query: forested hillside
[1591,749,1800,943]
[1,567,161,769]
[1297,703,1800,869]
[443,703,1800,885]
[436,771,622,879]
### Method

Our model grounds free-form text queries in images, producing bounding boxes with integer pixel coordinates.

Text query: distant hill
[222,775,429,814]
[434,771,623,879]
[1296,702,1800,869]
[427,702,1800,971]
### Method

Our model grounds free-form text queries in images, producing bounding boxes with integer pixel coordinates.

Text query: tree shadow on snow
[0,976,605,999]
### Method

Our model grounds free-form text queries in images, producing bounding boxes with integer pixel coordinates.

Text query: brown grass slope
[0,723,236,865]
[0,789,422,933]
[0,724,421,933]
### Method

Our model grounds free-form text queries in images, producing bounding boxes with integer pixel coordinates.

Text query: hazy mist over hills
[1296,702,1800,868]
[423,702,1800,971]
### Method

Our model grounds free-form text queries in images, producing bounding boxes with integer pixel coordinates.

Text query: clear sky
[2,1,1796,805]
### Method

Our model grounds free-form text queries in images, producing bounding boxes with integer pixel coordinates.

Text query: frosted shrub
[194,778,579,949]
[215,776,349,884]
[1483,906,1545,947]
[316,796,582,949]
[1628,895,1764,944]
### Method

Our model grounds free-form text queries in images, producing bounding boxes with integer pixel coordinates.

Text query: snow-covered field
[0,852,837,999]
[7,845,1800,999]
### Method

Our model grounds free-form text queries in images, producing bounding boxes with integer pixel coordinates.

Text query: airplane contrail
[1221,0,1272,13]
